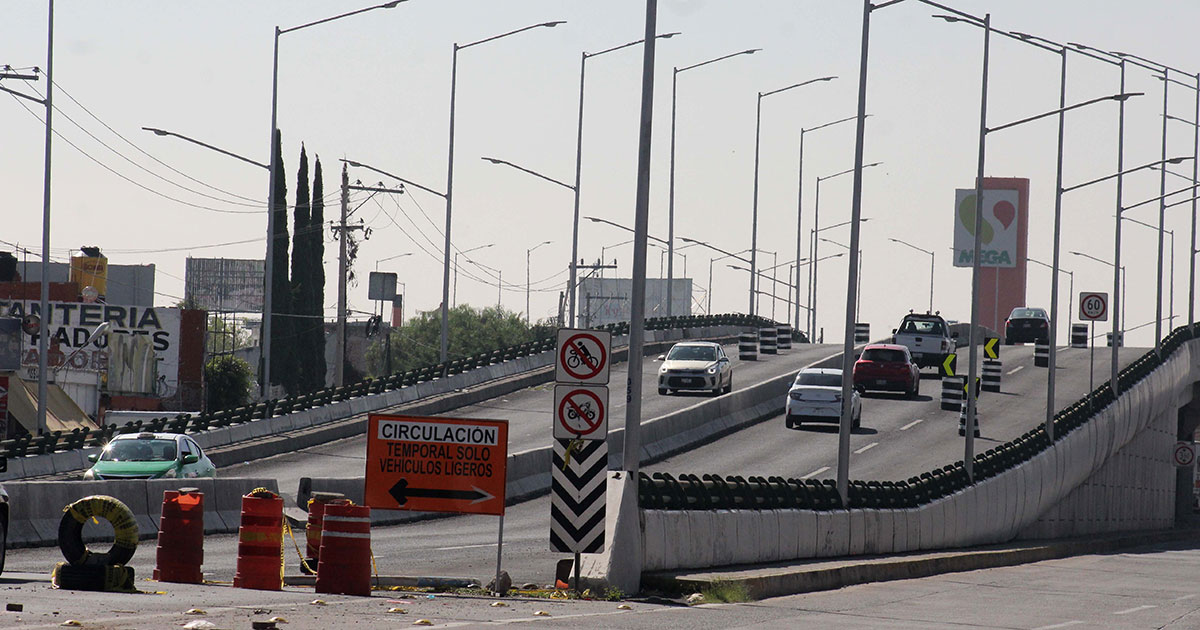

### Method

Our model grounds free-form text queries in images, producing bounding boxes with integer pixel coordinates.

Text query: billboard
[953,188,1020,268]
[576,278,692,328]
[0,300,183,399]
[69,256,108,297]
[184,257,264,313]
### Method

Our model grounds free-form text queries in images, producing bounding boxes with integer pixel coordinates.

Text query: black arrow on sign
[388,478,494,506]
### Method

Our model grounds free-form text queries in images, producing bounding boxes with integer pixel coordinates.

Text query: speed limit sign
[1078,292,1108,322]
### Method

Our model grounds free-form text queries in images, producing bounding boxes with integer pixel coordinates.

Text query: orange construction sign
[365,414,508,516]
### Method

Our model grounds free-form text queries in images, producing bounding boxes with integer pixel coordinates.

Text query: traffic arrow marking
[984,337,1000,360]
[387,478,494,507]
[942,353,957,377]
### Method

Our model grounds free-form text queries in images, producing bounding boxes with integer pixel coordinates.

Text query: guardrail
[0,314,789,468]
[639,323,1199,511]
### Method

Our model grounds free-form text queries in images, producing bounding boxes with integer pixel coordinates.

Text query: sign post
[551,328,611,592]
[1079,292,1109,405]
[365,414,508,591]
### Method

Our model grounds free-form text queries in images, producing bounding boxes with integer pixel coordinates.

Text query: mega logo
[952,189,1020,268]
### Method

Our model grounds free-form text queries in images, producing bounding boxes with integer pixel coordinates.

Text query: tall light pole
[1155,150,1200,329]
[1112,51,1191,351]
[1071,251,1127,342]
[1123,215,1176,328]
[704,248,753,315]
[666,49,760,319]
[262,1,404,397]
[795,114,861,331]
[527,240,553,324]
[442,20,565,364]
[888,238,934,313]
[471,260,503,308]
[453,243,494,306]
[819,238,863,323]
[1027,257,1073,338]
[810,165,879,340]
[749,76,837,317]
[570,32,679,328]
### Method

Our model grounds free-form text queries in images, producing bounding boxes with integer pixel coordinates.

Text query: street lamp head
[142,127,168,136]
[381,1,403,8]
[1112,92,1143,102]
[481,157,502,164]
[659,32,681,39]
[1168,156,1191,164]
[541,20,567,28]
[864,161,883,169]
[743,48,762,55]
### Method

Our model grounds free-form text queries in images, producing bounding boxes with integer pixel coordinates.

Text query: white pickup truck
[891,312,957,369]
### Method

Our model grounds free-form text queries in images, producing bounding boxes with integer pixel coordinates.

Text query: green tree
[206,316,250,354]
[288,144,312,394]
[205,354,253,412]
[267,130,293,393]
[306,157,328,390]
[365,304,545,376]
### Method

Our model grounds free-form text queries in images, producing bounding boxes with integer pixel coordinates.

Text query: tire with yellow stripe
[57,495,139,567]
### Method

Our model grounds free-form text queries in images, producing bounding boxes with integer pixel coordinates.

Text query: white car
[785,368,861,429]
[657,341,734,396]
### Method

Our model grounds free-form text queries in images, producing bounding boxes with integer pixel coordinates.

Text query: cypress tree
[268,130,292,393]
[309,157,328,390]
[289,145,311,393]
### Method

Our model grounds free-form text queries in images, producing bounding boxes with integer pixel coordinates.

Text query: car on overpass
[1005,306,1050,344]
[853,343,921,398]
[83,432,216,480]
[891,311,956,370]
[785,368,860,429]
[657,341,733,396]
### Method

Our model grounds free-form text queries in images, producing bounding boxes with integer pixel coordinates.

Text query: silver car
[657,341,733,396]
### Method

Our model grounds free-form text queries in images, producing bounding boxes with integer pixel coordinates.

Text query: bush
[205,355,254,413]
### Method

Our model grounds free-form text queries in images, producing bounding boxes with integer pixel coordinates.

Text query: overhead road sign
[365,414,508,516]
[553,385,608,441]
[984,337,1000,360]
[1079,292,1108,322]
[556,328,611,385]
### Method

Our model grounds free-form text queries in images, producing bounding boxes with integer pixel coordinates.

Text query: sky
[5,0,1200,348]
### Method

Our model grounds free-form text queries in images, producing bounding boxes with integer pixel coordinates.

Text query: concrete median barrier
[4,477,279,548]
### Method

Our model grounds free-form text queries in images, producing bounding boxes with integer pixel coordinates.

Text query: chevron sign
[550,437,606,553]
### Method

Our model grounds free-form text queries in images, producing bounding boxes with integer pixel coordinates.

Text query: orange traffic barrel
[233,489,284,591]
[303,494,349,575]
[153,488,204,583]
[314,503,372,596]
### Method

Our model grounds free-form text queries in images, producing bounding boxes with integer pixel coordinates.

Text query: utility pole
[334,164,402,386]
[572,260,617,327]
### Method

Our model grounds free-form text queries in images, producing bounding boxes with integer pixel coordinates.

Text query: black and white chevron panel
[550,438,606,553]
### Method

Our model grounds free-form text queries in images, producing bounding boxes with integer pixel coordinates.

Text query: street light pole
[452,243,494,306]
[750,76,836,317]
[795,114,859,331]
[441,21,565,365]
[667,49,760,319]
[262,1,403,397]
[527,240,552,324]
[568,35,680,328]
[888,238,934,313]
[811,166,878,340]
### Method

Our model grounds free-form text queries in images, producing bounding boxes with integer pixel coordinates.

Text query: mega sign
[0,300,182,398]
[953,188,1020,268]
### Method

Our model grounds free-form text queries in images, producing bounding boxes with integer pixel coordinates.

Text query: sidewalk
[642,525,1200,600]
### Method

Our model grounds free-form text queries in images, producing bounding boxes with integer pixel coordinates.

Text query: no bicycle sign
[553,384,608,441]
[556,328,611,385]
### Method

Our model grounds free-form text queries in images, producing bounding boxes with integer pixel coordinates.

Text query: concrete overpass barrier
[632,333,1200,573]
[4,477,280,548]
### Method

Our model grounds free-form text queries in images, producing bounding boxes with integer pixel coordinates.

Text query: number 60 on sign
[1078,292,1108,322]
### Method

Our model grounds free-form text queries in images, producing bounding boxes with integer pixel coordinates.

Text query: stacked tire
[52,495,138,592]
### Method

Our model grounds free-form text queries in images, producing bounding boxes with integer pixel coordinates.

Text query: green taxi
[83,432,216,480]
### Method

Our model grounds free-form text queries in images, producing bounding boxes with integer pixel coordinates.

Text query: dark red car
[853,343,921,398]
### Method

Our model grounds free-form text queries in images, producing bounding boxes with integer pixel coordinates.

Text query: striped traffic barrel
[958,404,980,437]
[940,375,965,411]
[738,332,758,361]
[1034,341,1049,367]
[1070,324,1088,349]
[154,488,204,584]
[776,325,792,350]
[233,490,284,591]
[758,327,778,355]
[303,493,349,575]
[981,359,1002,393]
[315,502,372,597]
[854,322,870,344]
